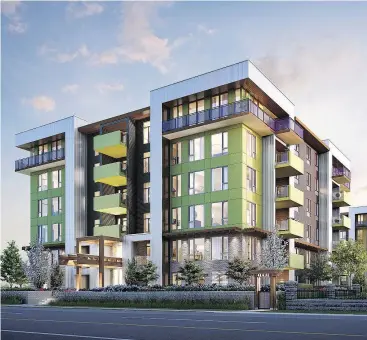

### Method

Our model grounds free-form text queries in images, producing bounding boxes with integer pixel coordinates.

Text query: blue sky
[1,1,367,249]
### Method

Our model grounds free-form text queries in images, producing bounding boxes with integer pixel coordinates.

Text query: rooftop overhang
[323,139,351,170]
[295,240,328,252]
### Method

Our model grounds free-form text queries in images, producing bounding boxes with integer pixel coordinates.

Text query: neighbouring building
[14,60,352,289]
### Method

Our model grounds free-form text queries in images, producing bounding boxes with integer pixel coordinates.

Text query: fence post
[325,284,335,299]
[284,281,297,309]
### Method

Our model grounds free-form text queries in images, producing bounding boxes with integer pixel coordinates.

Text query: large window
[212,167,228,191]
[52,140,62,151]
[189,171,204,195]
[171,208,181,230]
[247,167,256,192]
[212,272,228,285]
[246,236,260,260]
[143,121,150,144]
[172,142,181,164]
[38,225,48,243]
[247,132,256,158]
[306,198,311,217]
[357,214,367,225]
[51,197,62,216]
[306,146,311,165]
[212,201,228,226]
[38,144,48,155]
[189,205,204,228]
[306,172,311,191]
[52,223,62,242]
[189,100,204,114]
[172,105,183,118]
[305,225,311,242]
[189,238,205,261]
[212,92,228,108]
[144,213,150,233]
[211,236,228,260]
[143,153,150,173]
[247,202,256,227]
[38,173,48,191]
[211,132,228,157]
[143,182,150,203]
[172,175,181,197]
[172,240,182,262]
[52,169,62,188]
[189,137,204,161]
[38,199,48,217]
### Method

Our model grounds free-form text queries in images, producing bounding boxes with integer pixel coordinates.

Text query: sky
[1,1,367,251]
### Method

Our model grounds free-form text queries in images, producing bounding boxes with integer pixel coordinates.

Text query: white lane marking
[1,330,134,340]
[146,317,265,324]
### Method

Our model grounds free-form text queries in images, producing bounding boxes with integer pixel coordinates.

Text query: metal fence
[297,289,328,299]
[297,288,367,300]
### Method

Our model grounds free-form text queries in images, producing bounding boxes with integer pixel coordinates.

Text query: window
[122,160,127,171]
[340,230,347,241]
[294,175,299,185]
[121,188,127,201]
[211,236,228,260]
[52,140,62,151]
[172,175,181,197]
[212,201,228,226]
[212,272,228,285]
[189,238,205,261]
[305,251,311,265]
[38,225,48,243]
[52,224,62,242]
[247,202,256,227]
[247,167,256,192]
[38,144,48,155]
[172,142,181,164]
[306,225,311,241]
[211,132,228,157]
[357,214,367,225]
[52,169,62,188]
[315,202,319,217]
[143,153,150,173]
[306,146,311,165]
[246,236,260,260]
[143,121,150,144]
[143,182,150,203]
[212,167,228,191]
[247,132,256,158]
[144,213,150,233]
[220,93,228,105]
[315,172,319,193]
[294,144,300,156]
[189,102,196,114]
[235,88,241,102]
[172,105,183,118]
[81,246,90,254]
[306,199,311,217]
[189,205,204,228]
[51,197,62,216]
[172,240,182,262]
[172,273,182,285]
[171,208,181,230]
[95,219,100,226]
[38,199,48,217]
[189,171,204,195]
[38,173,48,191]
[122,217,128,231]
[189,137,204,161]
[316,223,320,243]
[315,152,318,167]
[212,95,219,108]
[306,172,311,191]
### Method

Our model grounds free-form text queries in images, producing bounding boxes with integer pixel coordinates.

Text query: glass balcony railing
[276,185,289,198]
[15,149,65,171]
[274,117,304,139]
[332,167,351,180]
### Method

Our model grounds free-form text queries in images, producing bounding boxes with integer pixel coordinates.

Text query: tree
[0,241,27,288]
[258,227,288,270]
[305,252,332,284]
[24,242,51,289]
[50,263,64,289]
[125,259,141,285]
[331,240,367,287]
[226,257,255,285]
[178,260,207,285]
[140,261,159,286]
[124,259,159,286]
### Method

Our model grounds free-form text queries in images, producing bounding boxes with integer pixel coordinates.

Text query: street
[1,306,367,340]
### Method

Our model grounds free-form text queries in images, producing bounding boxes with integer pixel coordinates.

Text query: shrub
[1,295,25,305]
[277,292,286,310]
[260,283,285,292]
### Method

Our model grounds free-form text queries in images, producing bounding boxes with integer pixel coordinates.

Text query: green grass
[50,300,249,310]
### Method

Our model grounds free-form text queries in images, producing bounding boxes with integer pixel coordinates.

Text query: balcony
[275,151,304,178]
[94,162,127,187]
[332,190,351,208]
[15,149,65,174]
[93,224,127,238]
[162,99,275,140]
[134,256,150,265]
[332,166,351,185]
[340,181,351,193]
[94,131,127,159]
[94,193,126,215]
[276,185,304,209]
[332,215,351,230]
[277,219,304,239]
[288,253,305,270]
[59,253,123,268]
[274,118,304,145]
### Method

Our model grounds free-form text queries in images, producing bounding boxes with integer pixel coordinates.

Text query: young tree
[305,252,332,284]
[178,260,207,285]
[24,242,51,289]
[124,259,158,286]
[226,257,255,285]
[140,261,159,286]
[50,263,64,289]
[331,240,367,287]
[125,259,140,286]
[0,241,27,288]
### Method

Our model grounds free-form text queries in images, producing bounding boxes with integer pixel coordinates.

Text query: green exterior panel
[94,131,124,150]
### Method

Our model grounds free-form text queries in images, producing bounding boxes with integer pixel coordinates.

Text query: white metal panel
[323,139,351,169]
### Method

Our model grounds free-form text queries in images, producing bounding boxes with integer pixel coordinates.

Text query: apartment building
[14,60,352,289]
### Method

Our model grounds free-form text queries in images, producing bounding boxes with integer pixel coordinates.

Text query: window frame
[52,223,62,242]
[211,132,228,157]
[211,201,228,226]
[188,171,204,195]
[247,166,256,192]
[306,146,311,165]
[211,166,228,191]
[189,205,205,229]
[38,225,48,243]
[171,207,181,230]
[38,173,48,191]
[247,202,256,227]
[38,199,48,217]
[172,142,181,165]
[51,197,62,216]
[143,213,150,233]
[247,132,256,158]
[143,182,150,203]
[188,137,204,162]
[211,236,229,260]
[306,172,311,191]
[143,121,150,144]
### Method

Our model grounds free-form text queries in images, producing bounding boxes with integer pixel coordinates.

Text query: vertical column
[127,119,136,234]
[99,237,105,287]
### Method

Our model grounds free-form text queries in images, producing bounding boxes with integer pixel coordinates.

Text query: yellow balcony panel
[93,224,126,238]
[332,191,351,208]
[276,185,304,209]
[94,131,127,158]
[94,162,126,187]
[288,253,304,270]
[275,151,304,178]
[277,219,304,239]
[332,215,351,230]
[332,167,351,185]
[275,118,304,145]
[340,182,351,193]
[94,193,126,215]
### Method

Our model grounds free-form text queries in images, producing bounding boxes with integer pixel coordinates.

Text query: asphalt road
[2,306,367,340]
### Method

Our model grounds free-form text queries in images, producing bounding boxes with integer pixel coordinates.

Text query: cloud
[66,1,104,19]
[62,84,80,94]
[96,82,124,94]
[197,24,216,35]
[39,44,90,63]
[23,96,56,112]
[89,49,119,66]
[1,1,27,33]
